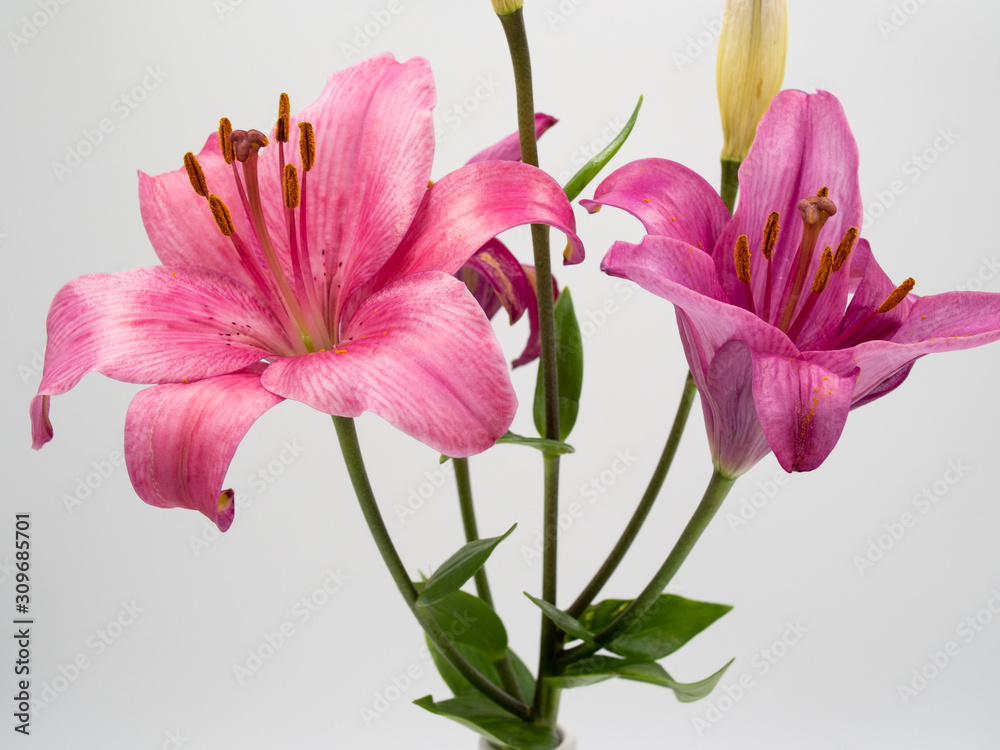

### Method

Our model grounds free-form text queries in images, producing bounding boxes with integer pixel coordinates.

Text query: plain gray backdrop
[3,0,999,747]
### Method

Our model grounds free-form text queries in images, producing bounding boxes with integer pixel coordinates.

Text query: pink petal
[282,54,436,319]
[464,113,558,164]
[751,353,857,472]
[580,158,730,252]
[835,239,914,347]
[31,266,284,448]
[703,340,772,477]
[511,266,559,369]
[461,238,531,324]
[125,365,284,532]
[719,90,863,320]
[261,272,517,457]
[348,160,583,320]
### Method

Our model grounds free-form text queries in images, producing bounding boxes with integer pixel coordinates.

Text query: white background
[3,0,999,748]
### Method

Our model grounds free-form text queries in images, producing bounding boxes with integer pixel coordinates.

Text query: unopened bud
[491,0,523,15]
[717,0,788,162]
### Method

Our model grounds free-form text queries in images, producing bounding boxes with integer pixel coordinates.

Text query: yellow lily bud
[717,0,788,163]
[491,0,523,14]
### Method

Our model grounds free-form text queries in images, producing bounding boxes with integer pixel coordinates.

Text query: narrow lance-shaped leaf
[547,655,733,703]
[523,592,595,646]
[562,95,643,202]
[414,695,561,750]
[533,288,583,441]
[418,524,517,606]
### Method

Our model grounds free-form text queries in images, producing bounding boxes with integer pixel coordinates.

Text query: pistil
[777,189,837,331]
[785,247,833,344]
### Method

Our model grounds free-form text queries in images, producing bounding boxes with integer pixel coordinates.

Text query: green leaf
[417,587,509,660]
[546,655,733,702]
[562,95,643,202]
[418,525,517,606]
[579,594,732,661]
[523,593,595,646]
[414,695,561,750]
[496,431,575,456]
[533,288,583,441]
[426,640,536,705]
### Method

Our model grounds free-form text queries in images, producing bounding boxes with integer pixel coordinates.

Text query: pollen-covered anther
[734,234,752,283]
[283,164,300,209]
[761,211,779,258]
[812,248,833,293]
[832,226,858,272]
[276,93,291,143]
[207,194,235,236]
[878,278,916,314]
[797,194,838,225]
[230,129,269,162]
[817,186,829,198]
[183,152,208,197]
[218,118,235,164]
[298,121,315,171]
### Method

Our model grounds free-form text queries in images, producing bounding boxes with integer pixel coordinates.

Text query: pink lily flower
[30,54,584,530]
[458,113,560,367]
[586,90,1000,476]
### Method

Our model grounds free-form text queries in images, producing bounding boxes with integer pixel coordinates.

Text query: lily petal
[581,158,730,251]
[125,364,284,532]
[261,272,517,457]
[461,238,531,325]
[751,353,857,472]
[31,266,284,448]
[464,113,558,164]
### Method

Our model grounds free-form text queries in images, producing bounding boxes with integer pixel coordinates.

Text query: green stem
[559,469,736,667]
[498,8,562,728]
[453,457,525,704]
[566,371,697,619]
[332,416,530,720]
[721,158,741,215]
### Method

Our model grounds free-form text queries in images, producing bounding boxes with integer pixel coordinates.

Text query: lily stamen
[786,247,833,343]
[760,211,779,322]
[734,234,756,315]
[832,226,858,272]
[830,277,917,349]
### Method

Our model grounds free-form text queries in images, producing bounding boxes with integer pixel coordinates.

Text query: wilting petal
[462,239,531,324]
[262,272,516,457]
[465,113,558,164]
[31,266,284,448]
[511,265,558,369]
[125,365,284,532]
[367,160,583,292]
[719,90,862,308]
[703,340,772,476]
[751,353,857,472]
[581,159,730,251]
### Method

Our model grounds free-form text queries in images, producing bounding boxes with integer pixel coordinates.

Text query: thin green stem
[566,371,697,619]
[452,457,525,704]
[332,416,530,720]
[559,469,736,668]
[498,8,562,728]
[721,158,741,215]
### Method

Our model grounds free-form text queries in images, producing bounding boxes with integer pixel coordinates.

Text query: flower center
[732,188,915,349]
[182,94,330,356]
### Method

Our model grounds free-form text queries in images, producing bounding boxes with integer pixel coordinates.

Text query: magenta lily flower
[30,54,584,531]
[586,89,1000,476]
[459,113,560,367]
